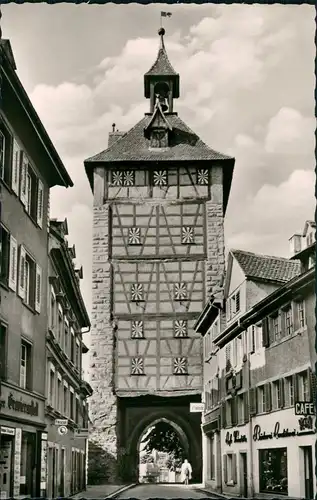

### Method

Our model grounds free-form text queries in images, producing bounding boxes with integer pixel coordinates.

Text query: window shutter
[231,397,237,427]
[11,140,20,195]
[265,383,272,412]
[35,264,42,313]
[8,235,18,291]
[221,401,227,428]
[262,317,270,347]
[244,391,249,423]
[223,455,228,484]
[20,152,28,207]
[249,387,257,416]
[279,378,285,409]
[309,369,317,409]
[293,374,299,402]
[232,453,237,484]
[37,179,44,228]
[47,191,51,233]
[18,245,26,299]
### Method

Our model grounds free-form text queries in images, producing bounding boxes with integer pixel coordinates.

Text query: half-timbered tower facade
[84,28,235,483]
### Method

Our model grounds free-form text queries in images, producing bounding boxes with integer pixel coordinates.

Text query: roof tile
[85,114,233,163]
[231,249,301,283]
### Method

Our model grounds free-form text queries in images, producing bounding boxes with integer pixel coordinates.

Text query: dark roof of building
[85,114,233,164]
[145,45,178,77]
[231,249,301,284]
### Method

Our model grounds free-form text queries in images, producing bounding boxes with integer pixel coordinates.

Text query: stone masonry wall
[88,203,119,484]
[206,201,225,297]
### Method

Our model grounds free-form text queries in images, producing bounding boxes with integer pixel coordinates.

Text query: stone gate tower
[84,28,235,483]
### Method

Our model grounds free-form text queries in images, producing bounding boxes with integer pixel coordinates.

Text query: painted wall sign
[8,392,38,416]
[225,430,247,446]
[190,403,204,413]
[295,401,315,416]
[253,420,315,442]
[0,383,44,424]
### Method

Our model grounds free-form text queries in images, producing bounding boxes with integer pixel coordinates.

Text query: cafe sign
[295,401,315,416]
[225,430,247,446]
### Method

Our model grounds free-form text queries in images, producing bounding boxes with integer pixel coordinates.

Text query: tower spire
[144,27,180,113]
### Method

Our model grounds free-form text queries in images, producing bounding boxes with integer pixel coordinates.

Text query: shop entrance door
[240,453,248,498]
[302,446,313,499]
[0,435,13,499]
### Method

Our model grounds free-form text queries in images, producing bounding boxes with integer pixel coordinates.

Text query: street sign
[74,428,89,438]
[58,426,68,436]
[55,419,68,426]
[190,403,205,413]
[295,401,315,416]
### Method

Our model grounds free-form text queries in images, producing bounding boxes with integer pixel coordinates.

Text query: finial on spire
[112,123,116,133]
[158,27,165,49]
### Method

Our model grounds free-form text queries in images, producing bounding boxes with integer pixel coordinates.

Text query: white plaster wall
[252,408,316,499]
[221,424,253,496]
[228,259,245,299]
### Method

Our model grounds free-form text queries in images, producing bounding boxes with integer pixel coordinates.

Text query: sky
[2,4,315,367]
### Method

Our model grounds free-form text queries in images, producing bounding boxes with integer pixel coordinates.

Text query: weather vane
[160,10,172,28]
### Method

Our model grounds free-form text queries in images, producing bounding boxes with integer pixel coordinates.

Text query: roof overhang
[1,42,73,188]
[194,296,223,336]
[213,267,315,348]
[50,242,90,328]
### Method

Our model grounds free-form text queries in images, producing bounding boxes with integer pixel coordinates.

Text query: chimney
[108,123,125,148]
[289,233,302,257]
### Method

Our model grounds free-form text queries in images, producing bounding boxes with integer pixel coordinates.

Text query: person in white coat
[180,459,192,485]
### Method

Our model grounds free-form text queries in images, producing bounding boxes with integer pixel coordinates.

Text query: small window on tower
[151,129,168,148]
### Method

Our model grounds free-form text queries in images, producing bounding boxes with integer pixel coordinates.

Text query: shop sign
[225,430,247,446]
[58,426,68,436]
[74,428,89,438]
[295,401,315,416]
[0,384,44,423]
[8,392,38,416]
[190,403,204,413]
[253,420,315,442]
[13,428,22,497]
[55,419,68,426]
[298,416,314,431]
[0,426,15,436]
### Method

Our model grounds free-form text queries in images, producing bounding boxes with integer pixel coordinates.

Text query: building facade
[44,219,92,498]
[0,36,72,498]
[84,28,235,483]
[196,222,316,499]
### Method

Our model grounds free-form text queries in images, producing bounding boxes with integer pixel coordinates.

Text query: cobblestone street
[115,484,217,499]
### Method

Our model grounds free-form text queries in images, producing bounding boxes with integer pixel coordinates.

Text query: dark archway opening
[138,419,188,484]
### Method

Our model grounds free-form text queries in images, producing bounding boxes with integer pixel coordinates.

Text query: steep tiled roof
[231,249,301,283]
[85,114,233,163]
[145,46,178,77]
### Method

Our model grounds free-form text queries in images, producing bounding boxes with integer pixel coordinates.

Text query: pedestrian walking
[180,458,192,485]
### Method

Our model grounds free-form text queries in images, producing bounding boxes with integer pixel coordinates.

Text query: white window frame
[257,386,265,413]
[20,343,27,389]
[298,301,305,329]
[298,372,309,402]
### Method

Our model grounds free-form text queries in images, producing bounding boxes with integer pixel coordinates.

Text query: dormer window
[151,129,168,148]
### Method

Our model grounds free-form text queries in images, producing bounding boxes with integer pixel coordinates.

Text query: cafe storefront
[0,382,47,499]
[220,422,251,498]
[252,407,316,499]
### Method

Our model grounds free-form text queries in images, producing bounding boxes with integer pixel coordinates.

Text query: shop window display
[259,448,288,495]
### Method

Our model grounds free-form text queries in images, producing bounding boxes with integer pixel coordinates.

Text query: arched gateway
[84,27,234,484]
